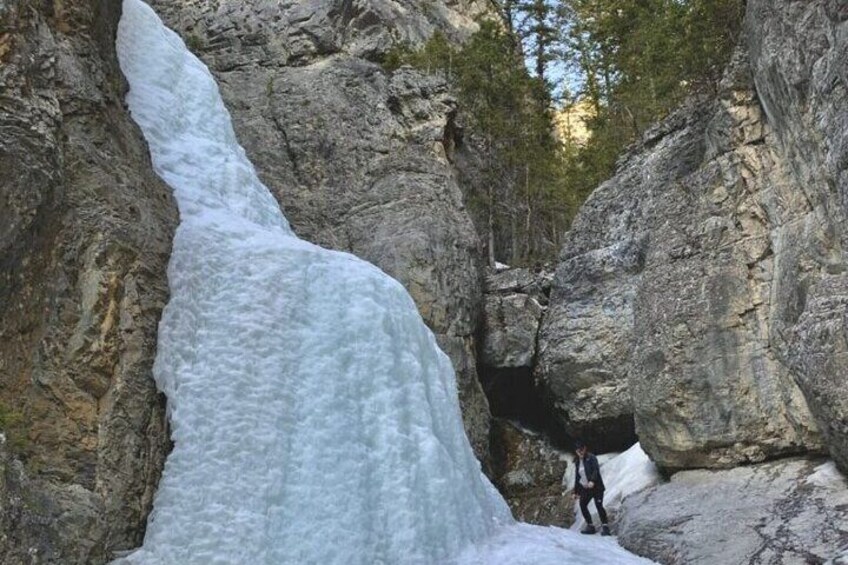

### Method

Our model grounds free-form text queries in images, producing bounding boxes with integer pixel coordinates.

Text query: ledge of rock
[618,458,848,564]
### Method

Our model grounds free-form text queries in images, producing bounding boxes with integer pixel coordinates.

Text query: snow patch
[805,460,847,489]
[452,523,655,564]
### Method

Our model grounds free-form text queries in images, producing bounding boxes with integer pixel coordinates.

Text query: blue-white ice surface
[115,1,654,563]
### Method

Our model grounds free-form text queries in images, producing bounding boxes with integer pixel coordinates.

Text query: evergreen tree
[384,0,744,264]
[557,0,745,194]
[384,21,569,265]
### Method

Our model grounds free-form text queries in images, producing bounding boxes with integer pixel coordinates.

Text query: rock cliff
[2,0,847,560]
[480,267,551,429]
[146,0,495,461]
[747,0,848,475]
[0,1,505,559]
[537,0,847,471]
[0,0,177,561]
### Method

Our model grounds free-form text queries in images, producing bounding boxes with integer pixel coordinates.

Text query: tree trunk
[524,163,532,260]
[487,181,496,267]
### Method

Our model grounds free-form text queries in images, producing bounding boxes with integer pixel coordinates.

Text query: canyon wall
[537,0,847,472]
[2,0,847,561]
[0,0,177,561]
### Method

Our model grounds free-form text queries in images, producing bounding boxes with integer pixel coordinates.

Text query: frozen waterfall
[115,1,653,563]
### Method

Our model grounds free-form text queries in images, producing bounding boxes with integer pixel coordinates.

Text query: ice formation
[115,1,653,563]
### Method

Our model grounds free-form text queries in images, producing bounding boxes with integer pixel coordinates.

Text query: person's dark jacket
[574,453,605,494]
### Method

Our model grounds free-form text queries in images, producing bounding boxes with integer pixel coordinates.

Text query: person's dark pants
[579,488,608,525]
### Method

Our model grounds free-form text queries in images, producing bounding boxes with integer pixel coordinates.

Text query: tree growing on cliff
[384,21,571,266]
[494,0,744,209]
[557,0,745,191]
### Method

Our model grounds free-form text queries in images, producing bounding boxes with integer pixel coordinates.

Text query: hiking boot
[580,524,596,535]
[600,524,611,536]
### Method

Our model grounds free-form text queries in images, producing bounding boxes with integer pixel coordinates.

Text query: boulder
[485,267,553,306]
[535,236,641,452]
[482,293,543,371]
[618,458,848,564]
[745,0,848,475]
[539,0,848,469]
[480,268,550,430]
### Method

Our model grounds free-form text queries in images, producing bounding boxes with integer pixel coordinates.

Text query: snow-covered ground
[805,460,844,488]
[115,1,654,563]
[453,522,653,564]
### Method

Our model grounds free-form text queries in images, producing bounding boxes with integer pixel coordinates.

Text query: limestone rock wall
[147,0,495,461]
[746,0,848,475]
[538,0,847,471]
[0,0,178,561]
[3,0,846,558]
[480,267,551,430]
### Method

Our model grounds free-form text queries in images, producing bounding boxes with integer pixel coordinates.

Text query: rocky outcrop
[539,0,847,470]
[480,267,551,429]
[535,231,640,452]
[147,0,495,461]
[618,458,848,564]
[489,420,573,527]
[482,268,548,370]
[0,0,177,561]
[0,436,103,563]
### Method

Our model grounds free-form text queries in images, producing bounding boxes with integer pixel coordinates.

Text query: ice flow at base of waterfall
[115,1,653,563]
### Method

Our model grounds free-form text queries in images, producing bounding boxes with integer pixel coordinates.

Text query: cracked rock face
[0,0,177,561]
[746,0,848,476]
[538,0,847,470]
[480,268,551,428]
[617,458,848,564]
[148,0,488,69]
[148,0,495,461]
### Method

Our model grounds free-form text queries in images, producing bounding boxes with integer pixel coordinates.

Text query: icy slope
[115,1,653,563]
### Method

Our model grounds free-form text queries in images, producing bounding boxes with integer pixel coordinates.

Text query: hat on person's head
[574,439,587,450]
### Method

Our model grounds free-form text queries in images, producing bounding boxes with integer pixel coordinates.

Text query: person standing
[571,440,611,535]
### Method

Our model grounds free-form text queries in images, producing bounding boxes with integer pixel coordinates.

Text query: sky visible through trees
[384,0,744,266]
